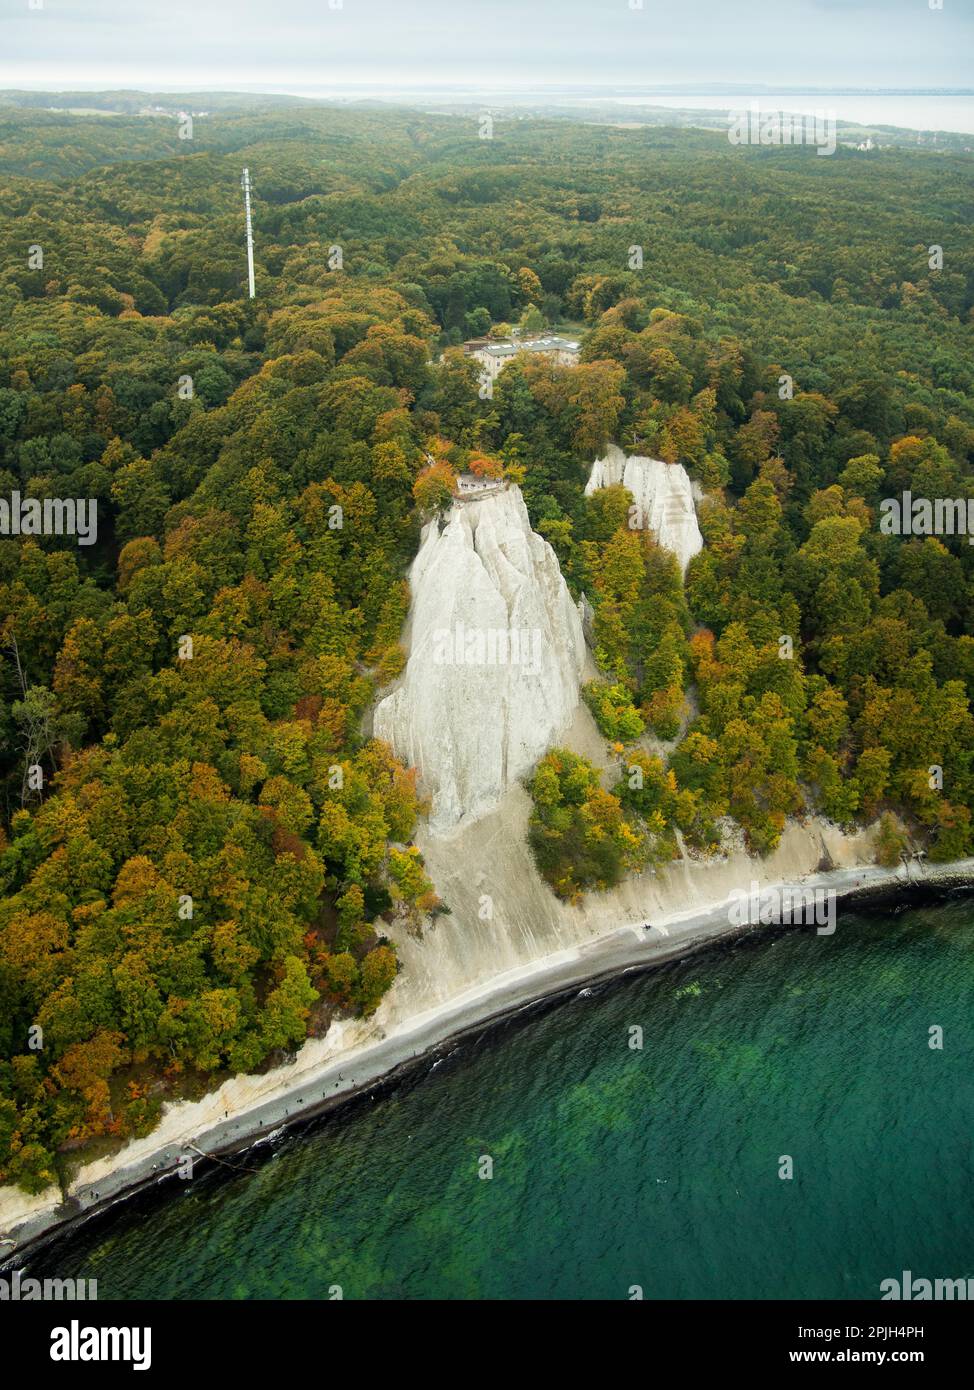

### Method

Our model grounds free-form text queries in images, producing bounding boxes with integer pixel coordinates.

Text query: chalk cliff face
[585,443,703,574]
[374,485,585,834]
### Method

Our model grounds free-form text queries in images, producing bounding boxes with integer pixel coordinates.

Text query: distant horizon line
[3,83,974,98]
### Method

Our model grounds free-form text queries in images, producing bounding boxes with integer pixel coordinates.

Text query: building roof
[465,335,581,358]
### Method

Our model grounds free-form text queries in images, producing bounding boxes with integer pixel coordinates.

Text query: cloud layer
[2,0,971,91]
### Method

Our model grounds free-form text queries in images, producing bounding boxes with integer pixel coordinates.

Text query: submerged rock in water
[585,442,703,575]
[374,485,585,834]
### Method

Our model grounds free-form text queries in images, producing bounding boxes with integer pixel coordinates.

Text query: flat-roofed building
[462,334,581,380]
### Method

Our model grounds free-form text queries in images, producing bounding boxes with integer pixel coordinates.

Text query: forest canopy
[1,102,973,1188]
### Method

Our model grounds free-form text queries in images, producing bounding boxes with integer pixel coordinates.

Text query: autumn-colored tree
[413,460,457,512]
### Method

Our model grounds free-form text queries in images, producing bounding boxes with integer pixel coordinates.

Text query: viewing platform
[454,473,507,499]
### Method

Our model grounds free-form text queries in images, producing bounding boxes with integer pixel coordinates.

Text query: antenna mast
[241,167,256,300]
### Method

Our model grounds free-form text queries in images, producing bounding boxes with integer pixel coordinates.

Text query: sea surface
[23,900,974,1300]
[290,87,974,136]
[603,94,974,136]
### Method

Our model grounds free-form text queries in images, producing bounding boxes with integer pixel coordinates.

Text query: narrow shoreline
[4,854,974,1265]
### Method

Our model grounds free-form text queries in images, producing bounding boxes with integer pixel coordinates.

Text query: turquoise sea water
[24,901,974,1300]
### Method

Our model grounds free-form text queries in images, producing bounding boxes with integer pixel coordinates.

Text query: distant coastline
[288,85,974,137]
[2,85,973,136]
[600,94,974,137]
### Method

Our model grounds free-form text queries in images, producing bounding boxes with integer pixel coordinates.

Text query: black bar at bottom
[4,1296,966,1375]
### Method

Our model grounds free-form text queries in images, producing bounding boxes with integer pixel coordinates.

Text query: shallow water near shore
[24,900,974,1299]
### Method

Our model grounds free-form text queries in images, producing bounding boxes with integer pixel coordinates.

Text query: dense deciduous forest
[1,102,972,1189]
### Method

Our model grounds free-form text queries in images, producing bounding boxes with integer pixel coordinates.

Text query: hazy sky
[2,0,971,92]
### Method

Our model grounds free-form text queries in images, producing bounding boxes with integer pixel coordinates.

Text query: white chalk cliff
[585,443,703,574]
[374,485,585,834]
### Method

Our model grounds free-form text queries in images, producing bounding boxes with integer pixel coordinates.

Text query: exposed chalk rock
[577,591,596,646]
[585,442,703,574]
[374,485,585,834]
